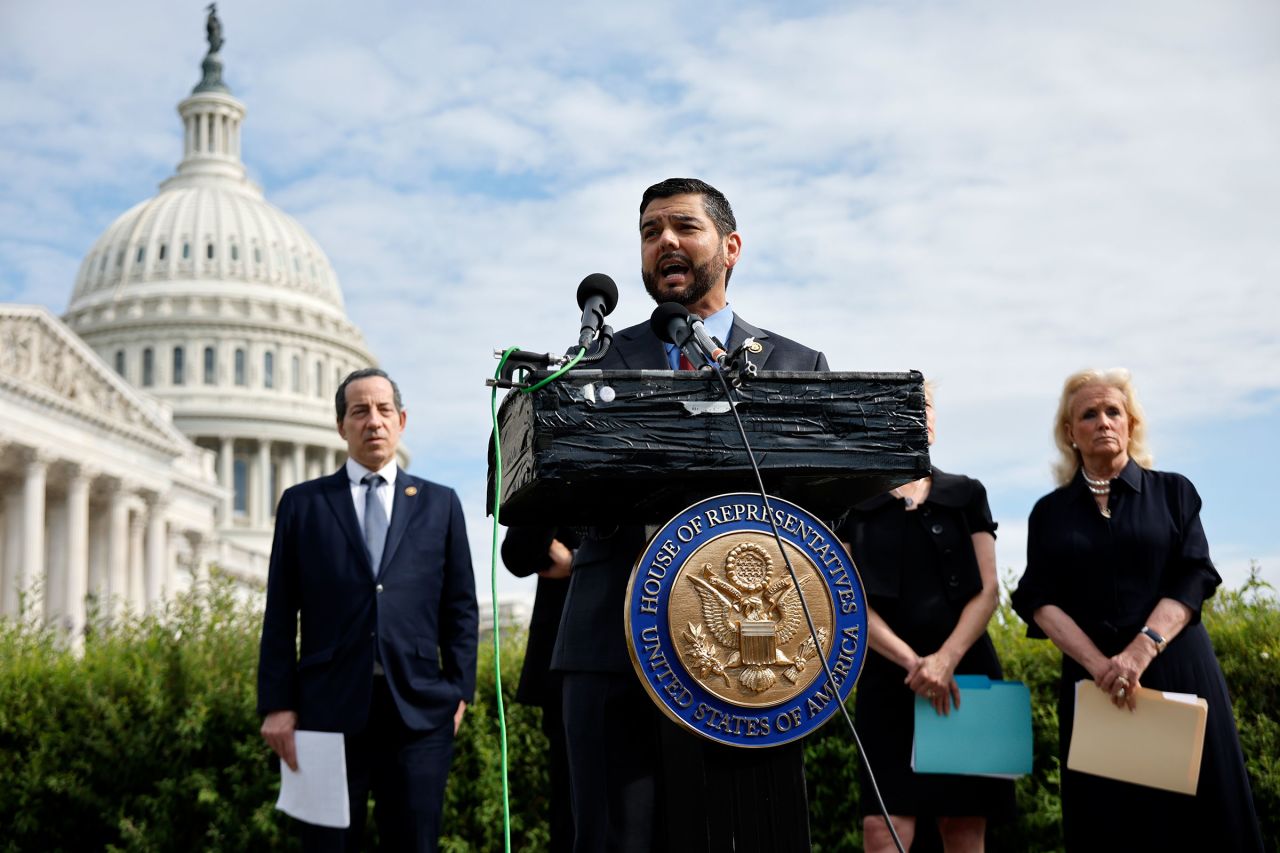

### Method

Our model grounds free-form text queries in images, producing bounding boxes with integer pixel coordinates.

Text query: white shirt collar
[345,456,399,487]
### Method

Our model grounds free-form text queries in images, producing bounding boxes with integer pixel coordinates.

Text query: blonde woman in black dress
[1012,368,1262,851]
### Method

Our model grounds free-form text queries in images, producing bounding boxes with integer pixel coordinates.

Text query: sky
[2,0,1278,609]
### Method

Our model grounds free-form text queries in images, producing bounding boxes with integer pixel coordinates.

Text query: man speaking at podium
[549,178,828,852]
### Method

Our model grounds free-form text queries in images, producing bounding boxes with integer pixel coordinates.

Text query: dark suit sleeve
[257,489,301,716]
[501,526,556,578]
[440,489,479,703]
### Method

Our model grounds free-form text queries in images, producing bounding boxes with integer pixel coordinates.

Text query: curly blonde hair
[1051,368,1153,486]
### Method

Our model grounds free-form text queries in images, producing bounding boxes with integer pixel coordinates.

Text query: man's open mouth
[660,258,690,279]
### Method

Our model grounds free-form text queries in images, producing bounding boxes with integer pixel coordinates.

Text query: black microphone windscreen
[649,302,690,344]
[577,273,619,315]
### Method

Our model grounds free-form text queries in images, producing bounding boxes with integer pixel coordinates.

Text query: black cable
[708,366,907,853]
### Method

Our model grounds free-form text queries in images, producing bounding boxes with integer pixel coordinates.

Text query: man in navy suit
[544,178,827,852]
[258,368,478,852]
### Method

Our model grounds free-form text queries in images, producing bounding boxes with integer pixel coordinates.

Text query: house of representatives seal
[625,493,867,748]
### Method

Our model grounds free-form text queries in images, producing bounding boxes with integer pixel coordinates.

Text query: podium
[490,369,929,525]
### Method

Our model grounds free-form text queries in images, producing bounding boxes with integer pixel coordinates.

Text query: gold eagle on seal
[684,541,823,693]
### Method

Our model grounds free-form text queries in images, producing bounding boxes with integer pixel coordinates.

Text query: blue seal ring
[624,492,868,748]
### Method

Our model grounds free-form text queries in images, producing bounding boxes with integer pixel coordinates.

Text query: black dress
[840,470,1016,820]
[1011,460,1263,852]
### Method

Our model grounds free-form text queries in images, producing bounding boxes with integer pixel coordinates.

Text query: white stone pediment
[0,305,190,452]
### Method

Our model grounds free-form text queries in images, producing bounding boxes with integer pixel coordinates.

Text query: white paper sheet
[1162,690,1201,705]
[275,730,350,828]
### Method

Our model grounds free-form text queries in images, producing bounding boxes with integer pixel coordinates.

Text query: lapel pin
[747,341,764,354]
[404,486,418,496]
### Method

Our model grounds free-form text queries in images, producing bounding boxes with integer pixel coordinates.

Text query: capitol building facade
[0,19,384,641]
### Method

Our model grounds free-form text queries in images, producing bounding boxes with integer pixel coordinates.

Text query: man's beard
[643,252,724,306]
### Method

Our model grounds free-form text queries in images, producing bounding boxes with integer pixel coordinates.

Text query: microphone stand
[486,325,616,390]
[486,348,568,389]
[570,325,615,367]
[718,338,759,387]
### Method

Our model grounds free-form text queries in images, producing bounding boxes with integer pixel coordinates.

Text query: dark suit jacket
[257,468,479,733]
[551,315,829,674]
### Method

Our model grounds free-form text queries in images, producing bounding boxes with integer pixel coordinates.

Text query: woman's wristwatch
[1140,625,1167,654]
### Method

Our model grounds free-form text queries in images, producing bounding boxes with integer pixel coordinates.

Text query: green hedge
[0,570,1275,852]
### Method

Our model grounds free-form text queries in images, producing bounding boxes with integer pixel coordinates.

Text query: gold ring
[1117,688,1126,699]
[1117,676,1130,687]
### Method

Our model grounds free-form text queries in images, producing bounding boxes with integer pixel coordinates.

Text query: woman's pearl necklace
[1082,471,1111,496]
[1082,471,1113,518]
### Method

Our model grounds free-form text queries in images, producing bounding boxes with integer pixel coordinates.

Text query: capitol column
[255,439,272,526]
[62,465,92,647]
[128,508,146,612]
[2,486,22,617]
[17,451,49,617]
[144,496,168,608]
[186,531,208,588]
[292,443,306,489]
[106,480,130,618]
[218,436,234,523]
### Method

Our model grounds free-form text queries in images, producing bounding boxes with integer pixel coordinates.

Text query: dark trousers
[562,672,811,853]
[562,671,813,853]
[541,677,574,853]
[299,677,455,853]
[659,724,810,853]
[562,672,662,853]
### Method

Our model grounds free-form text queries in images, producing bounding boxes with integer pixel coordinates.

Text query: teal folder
[911,675,1033,778]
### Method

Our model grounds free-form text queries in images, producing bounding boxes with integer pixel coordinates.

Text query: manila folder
[1067,680,1207,795]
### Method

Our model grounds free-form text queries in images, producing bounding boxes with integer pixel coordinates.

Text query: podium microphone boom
[577,273,619,349]
[687,314,727,365]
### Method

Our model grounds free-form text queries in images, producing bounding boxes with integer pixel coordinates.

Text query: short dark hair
[335,368,402,420]
[639,178,737,237]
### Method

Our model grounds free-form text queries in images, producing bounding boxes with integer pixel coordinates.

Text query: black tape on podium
[489,369,929,527]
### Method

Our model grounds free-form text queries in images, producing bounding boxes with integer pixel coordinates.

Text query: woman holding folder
[1012,368,1262,851]
[841,385,1014,853]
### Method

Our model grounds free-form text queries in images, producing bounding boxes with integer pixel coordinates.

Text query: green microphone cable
[489,346,518,853]
[487,345,586,852]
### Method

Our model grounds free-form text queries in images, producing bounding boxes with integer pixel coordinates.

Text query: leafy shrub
[0,580,284,852]
[0,569,1275,851]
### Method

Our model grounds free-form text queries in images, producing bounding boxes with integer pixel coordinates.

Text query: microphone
[649,302,722,368]
[577,273,619,349]
[687,314,728,366]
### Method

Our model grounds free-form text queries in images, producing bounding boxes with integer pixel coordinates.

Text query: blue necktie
[363,473,388,575]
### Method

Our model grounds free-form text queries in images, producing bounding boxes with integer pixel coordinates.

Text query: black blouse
[1011,459,1221,653]
[842,469,997,604]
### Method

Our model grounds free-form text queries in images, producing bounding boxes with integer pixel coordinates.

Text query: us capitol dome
[62,14,383,577]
